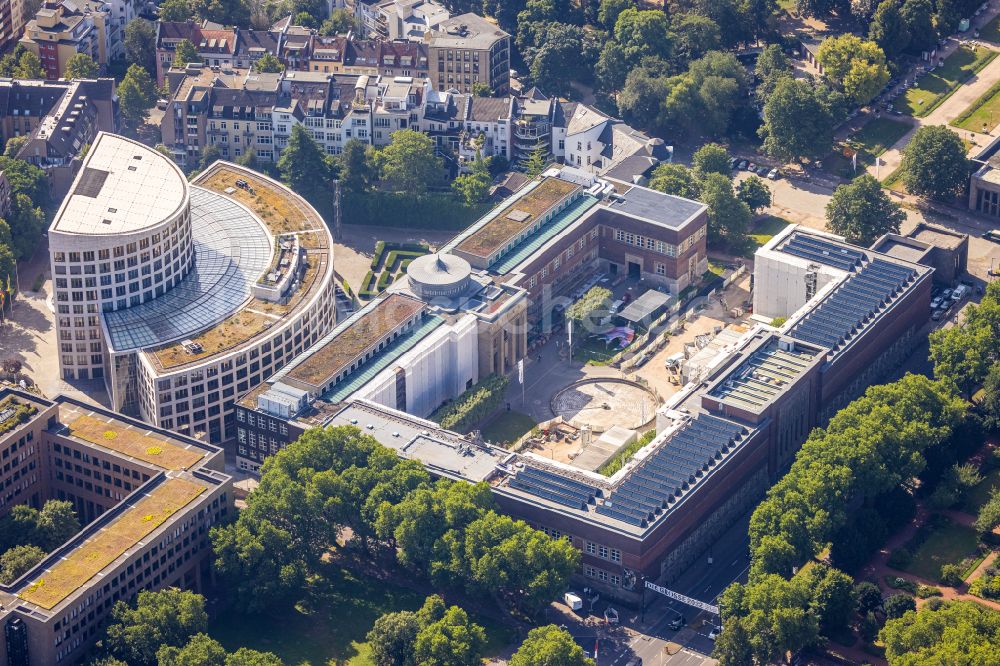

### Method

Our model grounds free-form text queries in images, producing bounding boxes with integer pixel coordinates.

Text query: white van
[563,592,583,611]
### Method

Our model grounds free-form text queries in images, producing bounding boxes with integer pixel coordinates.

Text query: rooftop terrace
[283,294,425,388]
[144,163,333,371]
[17,478,205,610]
[455,177,579,259]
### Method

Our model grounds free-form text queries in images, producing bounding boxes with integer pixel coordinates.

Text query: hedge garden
[358,241,430,301]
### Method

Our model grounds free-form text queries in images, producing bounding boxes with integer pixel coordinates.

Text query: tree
[254,53,282,73]
[191,0,249,26]
[0,544,46,584]
[413,605,486,666]
[471,82,491,96]
[367,609,420,666]
[869,0,911,59]
[277,125,334,204]
[64,53,98,79]
[900,125,968,200]
[712,616,753,666]
[198,145,222,172]
[125,19,157,74]
[760,77,838,161]
[452,158,491,206]
[816,34,890,105]
[975,488,1000,534]
[13,50,41,79]
[339,139,374,193]
[980,362,1000,431]
[613,8,673,65]
[225,648,285,666]
[0,244,14,293]
[35,499,80,550]
[598,0,635,29]
[883,593,916,620]
[854,581,884,615]
[173,39,199,68]
[701,172,751,245]
[377,129,441,196]
[825,174,905,245]
[510,625,594,666]
[7,193,45,260]
[692,143,731,178]
[880,600,1000,664]
[648,163,699,199]
[755,44,790,101]
[118,63,158,127]
[900,0,936,54]
[104,589,208,666]
[156,633,227,666]
[320,8,356,34]
[524,144,548,177]
[565,286,613,332]
[737,175,772,214]
[671,13,721,66]
[3,135,26,158]
[159,0,193,21]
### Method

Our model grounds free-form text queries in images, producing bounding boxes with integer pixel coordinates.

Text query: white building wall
[752,250,841,320]
[565,123,607,172]
[356,314,479,418]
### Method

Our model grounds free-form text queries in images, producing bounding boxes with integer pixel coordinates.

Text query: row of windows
[585,541,622,563]
[583,565,622,587]
[527,229,600,289]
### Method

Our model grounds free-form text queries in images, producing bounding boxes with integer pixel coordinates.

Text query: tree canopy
[900,125,969,200]
[376,129,442,196]
[277,125,334,209]
[879,601,1000,665]
[103,589,208,666]
[759,77,844,161]
[825,174,905,245]
[510,625,595,666]
[125,19,157,74]
[816,34,890,105]
[64,53,98,79]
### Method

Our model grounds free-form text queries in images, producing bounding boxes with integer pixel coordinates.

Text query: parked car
[952,284,969,301]
[730,157,740,170]
[931,296,943,309]
[767,168,779,180]
[708,626,722,641]
[756,165,770,176]
[737,159,748,169]
[747,162,757,172]
[942,288,953,299]
[668,616,686,631]
[932,309,943,321]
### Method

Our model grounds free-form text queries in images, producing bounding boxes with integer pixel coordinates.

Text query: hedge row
[344,191,489,230]
[359,271,377,300]
[376,270,394,292]
[386,249,427,272]
[371,241,387,270]
[431,374,510,433]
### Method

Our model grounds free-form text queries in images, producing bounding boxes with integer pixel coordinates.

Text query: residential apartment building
[426,13,509,94]
[307,34,429,78]
[48,133,337,443]
[0,77,117,196]
[371,0,448,41]
[0,387,232,666]
[0,0,26,52]
[155,21,237,85]
[19,0,131,79]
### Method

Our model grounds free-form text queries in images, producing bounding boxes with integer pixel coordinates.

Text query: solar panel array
[595,415,748,528]
[780,233,864,271]
[511,466,601,510]
[789,259,917,351]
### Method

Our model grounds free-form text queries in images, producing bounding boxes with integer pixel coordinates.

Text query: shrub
[887,548,913,570]
[371,240,387,270]
[940,563,965,586]
[430,374,509,433]
[769,316,787,327]
[884,575,918,594]
[376,270,394,292]
[385,249,427,272]
[359,271,377,299]
[926,596,945,610]
[345,191,488,230]
[884,593,916,620]
[916,584,943,598]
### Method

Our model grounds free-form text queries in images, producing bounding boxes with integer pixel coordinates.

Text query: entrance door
[628,261,641,280]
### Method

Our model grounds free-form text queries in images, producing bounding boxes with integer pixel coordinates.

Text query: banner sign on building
[644,580,719,615]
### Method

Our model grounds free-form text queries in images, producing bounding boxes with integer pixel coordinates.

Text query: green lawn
[964,467,1000,514]
[575,336,622,366]
[897,46,997,117]
[481,410,537,447]
[882,165,906,193]
[827,117,911,181]
[952,79,1000,133]
[749,216,791,250]
[899,520,982,581]
[209,566,514,665]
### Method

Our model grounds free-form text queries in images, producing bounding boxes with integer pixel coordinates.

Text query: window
[586,542,597,555]
[610,548,621,563]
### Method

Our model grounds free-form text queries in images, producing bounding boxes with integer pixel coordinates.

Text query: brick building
[0,388,232,665]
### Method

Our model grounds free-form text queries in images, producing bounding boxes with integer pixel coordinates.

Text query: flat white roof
[51,133,188,236]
